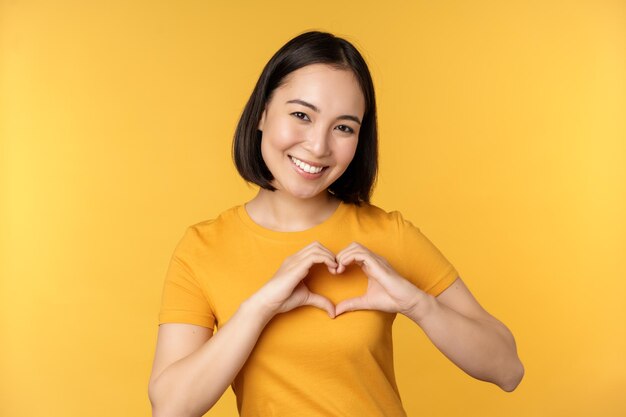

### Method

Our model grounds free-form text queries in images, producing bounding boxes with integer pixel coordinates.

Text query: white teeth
[290,156,325,174]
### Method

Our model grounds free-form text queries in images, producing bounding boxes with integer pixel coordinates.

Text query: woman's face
[258,63,365,200]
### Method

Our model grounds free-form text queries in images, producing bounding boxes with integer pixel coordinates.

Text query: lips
[289,155,327,169]
[288,155,329,175]
[288,155,329,178]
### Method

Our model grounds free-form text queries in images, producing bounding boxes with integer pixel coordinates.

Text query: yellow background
[1,1,625,416]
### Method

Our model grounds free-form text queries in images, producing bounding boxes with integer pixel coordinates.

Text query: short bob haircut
[232,31,378,205]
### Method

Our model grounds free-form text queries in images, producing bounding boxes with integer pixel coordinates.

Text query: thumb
[335,296,369,316]
[304,292,337,319]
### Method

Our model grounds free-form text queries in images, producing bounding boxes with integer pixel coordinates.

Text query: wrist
[241,294,278,324]
[402,291,438,325]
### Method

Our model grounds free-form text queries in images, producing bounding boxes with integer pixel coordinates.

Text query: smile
[289,155,328,174]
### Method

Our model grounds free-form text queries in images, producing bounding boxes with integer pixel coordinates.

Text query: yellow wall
[1,1,625,416]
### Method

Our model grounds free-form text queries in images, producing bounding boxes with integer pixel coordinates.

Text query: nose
[304,125,331,158]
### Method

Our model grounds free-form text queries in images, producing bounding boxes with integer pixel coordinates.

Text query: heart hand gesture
[334,242,426,317]
[250,241,428,320]
[251,241,338,319]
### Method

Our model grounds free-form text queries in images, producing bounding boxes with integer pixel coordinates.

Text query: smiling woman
[256,64,363,205]
[148,31,524,417]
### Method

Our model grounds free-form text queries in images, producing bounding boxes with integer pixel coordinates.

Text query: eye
[291,112,310,121]
[335,125,355,134]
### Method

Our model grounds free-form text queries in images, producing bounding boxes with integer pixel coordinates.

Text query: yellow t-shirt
[158,201,459,416]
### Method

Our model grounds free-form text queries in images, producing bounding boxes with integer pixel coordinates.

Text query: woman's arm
[148,300,274,417]
[333,242,524,392]
[148,241,338,417]
[405,277,524,392]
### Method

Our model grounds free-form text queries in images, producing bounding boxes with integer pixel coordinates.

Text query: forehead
[273,64,365,115]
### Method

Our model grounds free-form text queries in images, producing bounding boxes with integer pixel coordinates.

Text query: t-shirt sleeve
[158,226,216,329]
[393,212,459,297]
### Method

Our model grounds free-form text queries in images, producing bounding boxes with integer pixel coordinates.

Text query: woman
[148,31,524,417]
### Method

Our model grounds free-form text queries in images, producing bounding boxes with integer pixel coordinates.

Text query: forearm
[149,299,274,417]
[407,295,524,392]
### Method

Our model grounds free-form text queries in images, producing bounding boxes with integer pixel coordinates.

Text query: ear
[258,107,267,132]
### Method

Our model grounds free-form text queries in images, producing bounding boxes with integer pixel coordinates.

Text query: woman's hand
[250,241,339,319]
[334,242,428,317]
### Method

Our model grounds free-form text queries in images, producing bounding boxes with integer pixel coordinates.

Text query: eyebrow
[286,99,362,125]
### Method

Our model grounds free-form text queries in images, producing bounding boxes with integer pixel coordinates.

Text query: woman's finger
[299,252,338,275]
[303,291,337,319]
[336,250,371,274]
[336,251,398,288]
[297,241,336,259]
[335,296,368,316]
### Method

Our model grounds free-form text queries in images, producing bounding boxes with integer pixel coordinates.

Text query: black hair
[232,31,378,205]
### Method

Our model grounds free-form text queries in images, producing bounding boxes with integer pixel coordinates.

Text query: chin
[283,184,327,200]
[289,190,325,200]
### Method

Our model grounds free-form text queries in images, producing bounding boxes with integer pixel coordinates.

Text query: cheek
[335,139,359,166]
[264,118,304,150]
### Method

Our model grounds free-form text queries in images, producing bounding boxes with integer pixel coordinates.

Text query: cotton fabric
[158,201,459,416]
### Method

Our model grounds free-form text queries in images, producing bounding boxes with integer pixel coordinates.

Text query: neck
[245,189,341,232]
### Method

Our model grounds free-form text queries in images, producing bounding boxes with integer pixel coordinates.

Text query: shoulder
[353,203,406,226]
[348,202,410,234]
[176,205,242,251]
